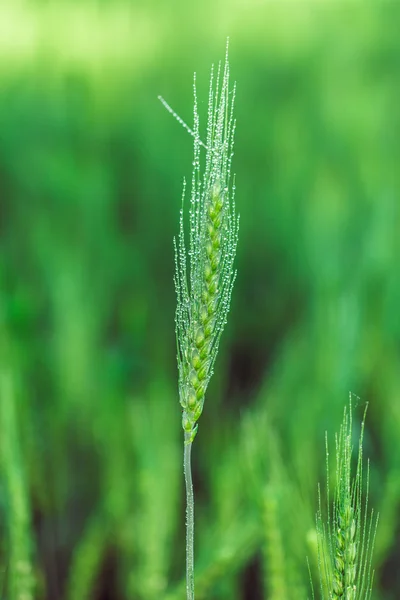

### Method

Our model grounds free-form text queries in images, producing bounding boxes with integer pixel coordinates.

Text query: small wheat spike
[313,395,379,600]
[161,39,238,600]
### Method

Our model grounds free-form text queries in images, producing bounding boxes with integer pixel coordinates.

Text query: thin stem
[184,437,195,600]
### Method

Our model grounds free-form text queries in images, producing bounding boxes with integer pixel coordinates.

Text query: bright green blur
[0,1,399,599]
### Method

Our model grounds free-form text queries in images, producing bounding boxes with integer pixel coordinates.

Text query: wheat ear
[313,396,378,600]
[163,40,238,600]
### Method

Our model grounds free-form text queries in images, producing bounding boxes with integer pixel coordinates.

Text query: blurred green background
[0,1,399,599]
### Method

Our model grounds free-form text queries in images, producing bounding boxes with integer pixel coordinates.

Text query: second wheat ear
[311,399,379,600]
[160,41,239,600]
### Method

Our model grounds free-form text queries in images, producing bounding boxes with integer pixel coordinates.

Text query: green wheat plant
[311,398,379,600]
[160,41,239,600]
[0,356,35,600]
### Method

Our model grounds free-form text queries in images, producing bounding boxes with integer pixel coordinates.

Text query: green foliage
[0,1,399,599]
[0,335,35,600]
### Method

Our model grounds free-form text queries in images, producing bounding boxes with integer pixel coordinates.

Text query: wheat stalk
[161,40,238,600]
[0,367,35,600]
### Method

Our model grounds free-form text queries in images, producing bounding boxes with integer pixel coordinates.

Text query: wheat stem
[0,368,35,600]
[184,438,195,600]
